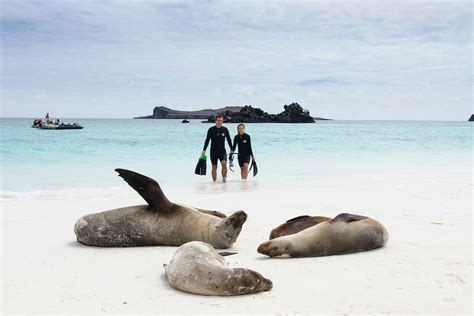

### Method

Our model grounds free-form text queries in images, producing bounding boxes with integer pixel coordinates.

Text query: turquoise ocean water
[0,118,472,195]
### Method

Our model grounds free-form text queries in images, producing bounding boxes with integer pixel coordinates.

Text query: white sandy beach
[1,167,472,314]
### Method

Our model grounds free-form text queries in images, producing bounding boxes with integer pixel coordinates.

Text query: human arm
[248,135,254,159]
[225,128,233,150]
[202,128,211,153]
[231,135,237,153]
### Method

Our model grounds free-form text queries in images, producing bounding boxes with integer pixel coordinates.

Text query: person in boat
[33,119,43,127]
[230,123,255,180]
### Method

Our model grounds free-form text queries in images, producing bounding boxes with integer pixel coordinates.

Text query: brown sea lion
[165,241,272,296]
[257,213,388,257]
[269,215,331,239]
[74,169,247,248]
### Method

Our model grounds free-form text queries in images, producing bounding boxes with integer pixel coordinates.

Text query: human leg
[210,151,219,182]
[211,164,217,181]
[221,160,227,182]
[238,155,250,180]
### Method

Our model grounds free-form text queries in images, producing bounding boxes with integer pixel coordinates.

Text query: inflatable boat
[32,119,83,130]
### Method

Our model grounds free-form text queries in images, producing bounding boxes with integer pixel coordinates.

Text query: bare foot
[222,177,227,183]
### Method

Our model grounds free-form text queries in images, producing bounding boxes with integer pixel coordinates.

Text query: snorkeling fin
[252,160,258,177]
[229,153,235,172]
[249,159,258,177]
[194,155,207,176]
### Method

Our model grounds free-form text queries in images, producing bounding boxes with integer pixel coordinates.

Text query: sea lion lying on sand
[165,241,273,296]
[74,169,247,248]
[269,215,331,239]
[258,213,388,257]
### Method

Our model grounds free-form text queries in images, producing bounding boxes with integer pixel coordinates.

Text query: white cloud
[1,0,472,119]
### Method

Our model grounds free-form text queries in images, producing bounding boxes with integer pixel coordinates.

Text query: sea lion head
[211,210,247,248]
[226,268,273,294]
[257,238,292,257]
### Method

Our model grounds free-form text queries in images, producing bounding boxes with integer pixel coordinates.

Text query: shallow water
[1,118,472,196]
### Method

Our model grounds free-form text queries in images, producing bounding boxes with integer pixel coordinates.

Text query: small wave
[0,187,131,202]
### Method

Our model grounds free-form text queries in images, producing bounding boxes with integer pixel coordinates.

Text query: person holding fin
[230,123,256,180]
[202,115,233,182]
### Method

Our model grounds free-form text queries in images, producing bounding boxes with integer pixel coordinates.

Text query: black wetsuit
[231,133,254,167]
[203,126,232,165]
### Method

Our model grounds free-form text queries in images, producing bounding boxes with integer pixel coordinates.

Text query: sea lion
[74,169,247,248]
[258,213,388,257]
[164,241,273,296]
[269,215,331,239]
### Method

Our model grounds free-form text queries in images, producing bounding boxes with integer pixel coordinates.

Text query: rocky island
[135,103,330,123]
[134,106,243,119]
[469,114,474,122]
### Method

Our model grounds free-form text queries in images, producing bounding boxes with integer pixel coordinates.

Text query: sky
[1,0,472,120]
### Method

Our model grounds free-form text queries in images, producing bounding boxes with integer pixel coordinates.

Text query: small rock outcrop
[206,103,316,123]
[278,103,315,123]
[469,114,474,122]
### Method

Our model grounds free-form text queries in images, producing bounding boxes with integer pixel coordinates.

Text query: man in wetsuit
[202,115,233,182]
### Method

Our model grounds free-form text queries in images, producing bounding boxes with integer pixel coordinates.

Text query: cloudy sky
[1,0,472,120]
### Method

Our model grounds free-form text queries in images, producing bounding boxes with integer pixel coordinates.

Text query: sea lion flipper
[331,213,368,223]
[195,208,227,219]
[286,215,311,223]
[115,168,173,209]
[218,251,237,256]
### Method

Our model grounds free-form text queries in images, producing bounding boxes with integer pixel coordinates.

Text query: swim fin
[249,159,258,177]
[194,155,207,176]
[229,153,235,172]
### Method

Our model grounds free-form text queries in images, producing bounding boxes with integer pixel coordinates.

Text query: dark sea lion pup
[165,241,273,296]
[258,213,388,257]
[269,215,331,239]
[74,169,247,248]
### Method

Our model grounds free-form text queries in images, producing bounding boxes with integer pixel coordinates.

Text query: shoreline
[1,162,471,195]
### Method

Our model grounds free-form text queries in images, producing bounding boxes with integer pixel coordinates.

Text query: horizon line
[0,116,471,122]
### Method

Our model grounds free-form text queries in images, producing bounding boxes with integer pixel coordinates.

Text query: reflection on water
[193,179,259,194]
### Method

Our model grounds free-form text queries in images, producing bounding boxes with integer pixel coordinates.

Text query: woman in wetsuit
[231,123,255,180]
